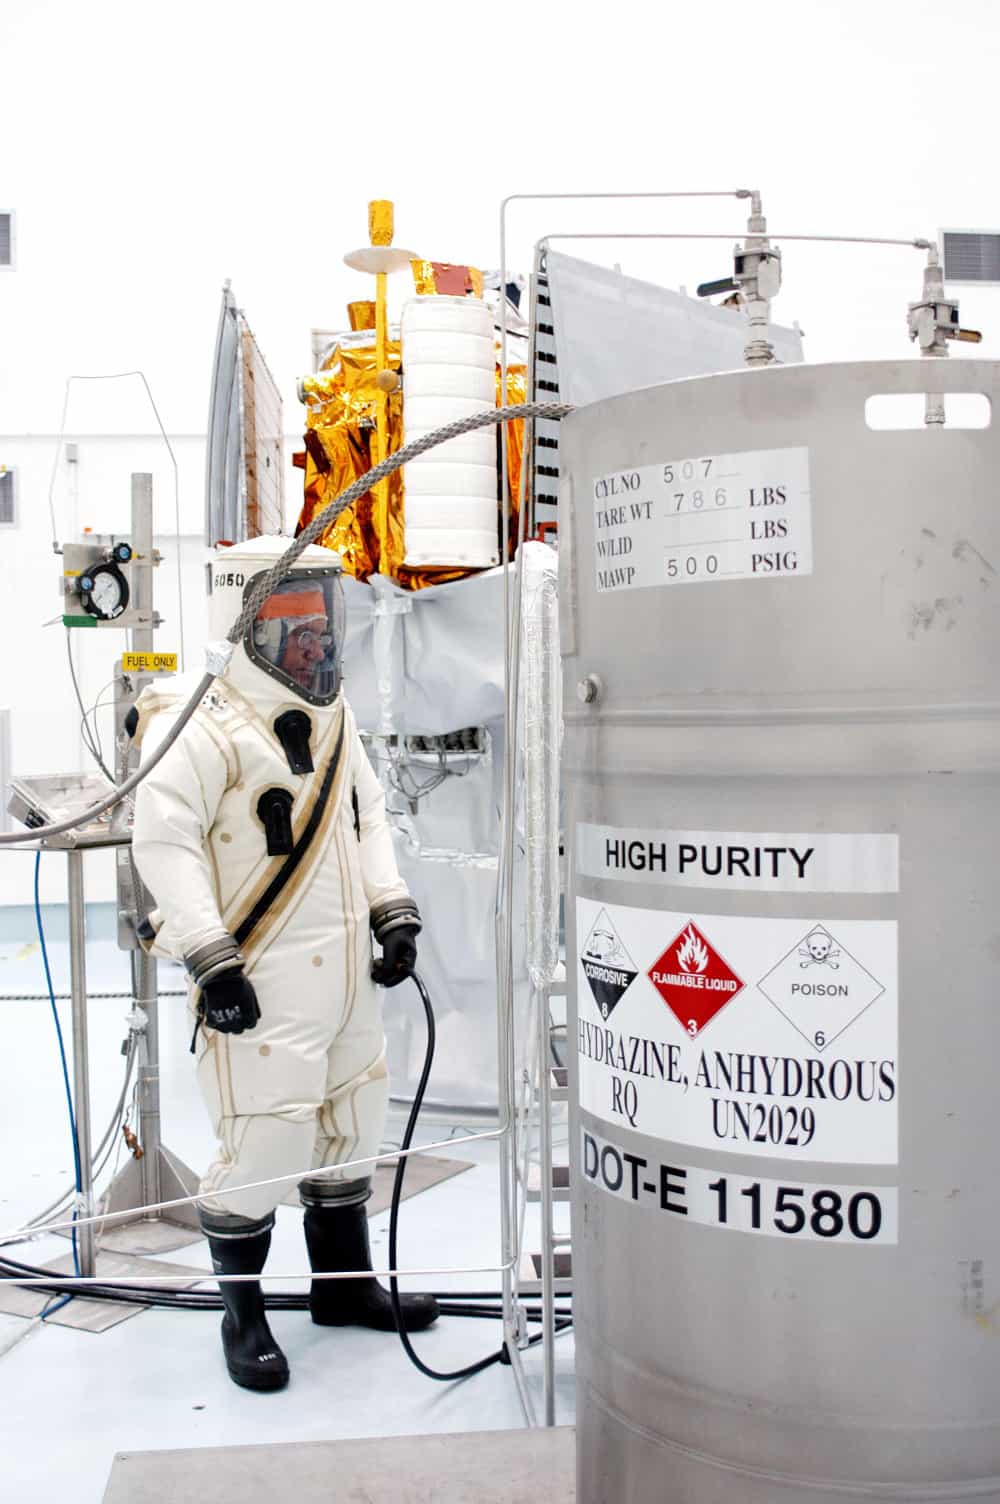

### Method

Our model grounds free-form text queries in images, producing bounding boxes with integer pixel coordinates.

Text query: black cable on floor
[0,1250,575,1321]
[0,966,573,1367]
[385,971,571,1382]
[0,1246,572,1322]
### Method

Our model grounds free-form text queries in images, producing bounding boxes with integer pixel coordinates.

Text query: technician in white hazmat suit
[130,537,437,1392]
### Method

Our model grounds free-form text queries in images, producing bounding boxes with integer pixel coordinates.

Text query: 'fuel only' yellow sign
[122,652,178,674]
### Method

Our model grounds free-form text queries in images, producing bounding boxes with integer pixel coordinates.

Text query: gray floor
[104,1426,576,1503]
[0,905,575,1502]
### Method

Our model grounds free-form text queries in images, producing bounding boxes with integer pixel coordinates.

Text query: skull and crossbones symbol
[799,929,841,969]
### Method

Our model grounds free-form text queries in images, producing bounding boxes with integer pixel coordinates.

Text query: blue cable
[41,1293,74,1321]
[33,852,81,1279]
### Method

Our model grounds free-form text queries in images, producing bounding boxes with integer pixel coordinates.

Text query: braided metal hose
[0,991,187,1001]
[0,400,572,846]
[231,401,570,641]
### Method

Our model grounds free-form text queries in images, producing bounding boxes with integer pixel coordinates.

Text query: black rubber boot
[302,1184,439,1333]
[203,1215,290,1392]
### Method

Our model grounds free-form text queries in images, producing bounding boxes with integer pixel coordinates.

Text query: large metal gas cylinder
[561,360,1000,1502]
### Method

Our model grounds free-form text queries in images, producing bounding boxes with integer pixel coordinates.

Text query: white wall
[7,1,1000,452]
[0,430,299,908]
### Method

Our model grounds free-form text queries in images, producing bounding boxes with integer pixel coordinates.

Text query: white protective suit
[131,538,410,1224]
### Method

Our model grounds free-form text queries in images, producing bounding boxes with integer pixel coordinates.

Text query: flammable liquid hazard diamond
[580,908,638,1020]
[648,920,745,1037]
[757,924,885,1052]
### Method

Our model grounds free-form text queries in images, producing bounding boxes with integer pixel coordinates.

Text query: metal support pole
[135,950,162,1215]
[494,749,537,1427]
[925,391,947,426]
[100,472,200,1243]
[130,473,156,652]
[536,980,556,1425]
[520,247,541,543]
[496,952,528,1415]
[521,539,562,1422]
[67,847,95,1276]
[130,474,162,1215]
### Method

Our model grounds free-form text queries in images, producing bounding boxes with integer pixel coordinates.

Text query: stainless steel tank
[561,360,1000,1502]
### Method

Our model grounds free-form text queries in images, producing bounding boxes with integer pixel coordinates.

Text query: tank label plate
[591,445,812,591]
[577,825,899,893]
[576,896,898,1165]
[581,1126,898,1244]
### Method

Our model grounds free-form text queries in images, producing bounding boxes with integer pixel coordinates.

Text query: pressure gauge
[79,562,130,621]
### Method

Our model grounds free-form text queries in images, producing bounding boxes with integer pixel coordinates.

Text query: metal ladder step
[526,1161,571,1202]
[536,1064,568,1103]
[518,1248,572,1296]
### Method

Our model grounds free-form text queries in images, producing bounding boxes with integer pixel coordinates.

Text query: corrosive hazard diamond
[580,909,638,1020]
[757,924,885,1053]
[648,921,745,1037]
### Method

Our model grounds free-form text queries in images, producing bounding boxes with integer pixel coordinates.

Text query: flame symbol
[677,925,709,974]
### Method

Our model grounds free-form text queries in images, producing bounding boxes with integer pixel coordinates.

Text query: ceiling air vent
[0,213,12,268]
[940,229,1000,286]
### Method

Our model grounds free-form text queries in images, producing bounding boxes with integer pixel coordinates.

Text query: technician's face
[281,626,328,688]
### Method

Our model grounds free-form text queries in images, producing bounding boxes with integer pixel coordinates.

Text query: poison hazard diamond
[757,924,885,1053]
[648,920,745,1037]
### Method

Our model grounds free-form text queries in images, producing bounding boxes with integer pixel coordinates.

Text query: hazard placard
[581,908,638,1020]
[575,896,898,1166]
[757,925,885,1053]
[648,921,745,1037]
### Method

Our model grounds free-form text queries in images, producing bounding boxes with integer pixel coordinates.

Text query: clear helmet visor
[244,568,345,705]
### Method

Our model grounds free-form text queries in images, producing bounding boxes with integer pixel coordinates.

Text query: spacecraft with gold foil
[284,200,535,1113]
[295,199,526,590]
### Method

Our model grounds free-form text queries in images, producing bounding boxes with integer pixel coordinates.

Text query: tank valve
[908,245,982,355]
[696,191,780,367]
[908,245,983,425]
[577,674,602,705]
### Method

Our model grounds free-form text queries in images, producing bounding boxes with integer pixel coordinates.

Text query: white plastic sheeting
[340,568,525,1112]
[521,544,561,992]
[341,569,509,736]
[545,249,804,406]
[401,296,499,569]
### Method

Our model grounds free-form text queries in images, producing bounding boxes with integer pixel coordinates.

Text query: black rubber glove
[200,970,262,1034]
[372,925,419,988]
